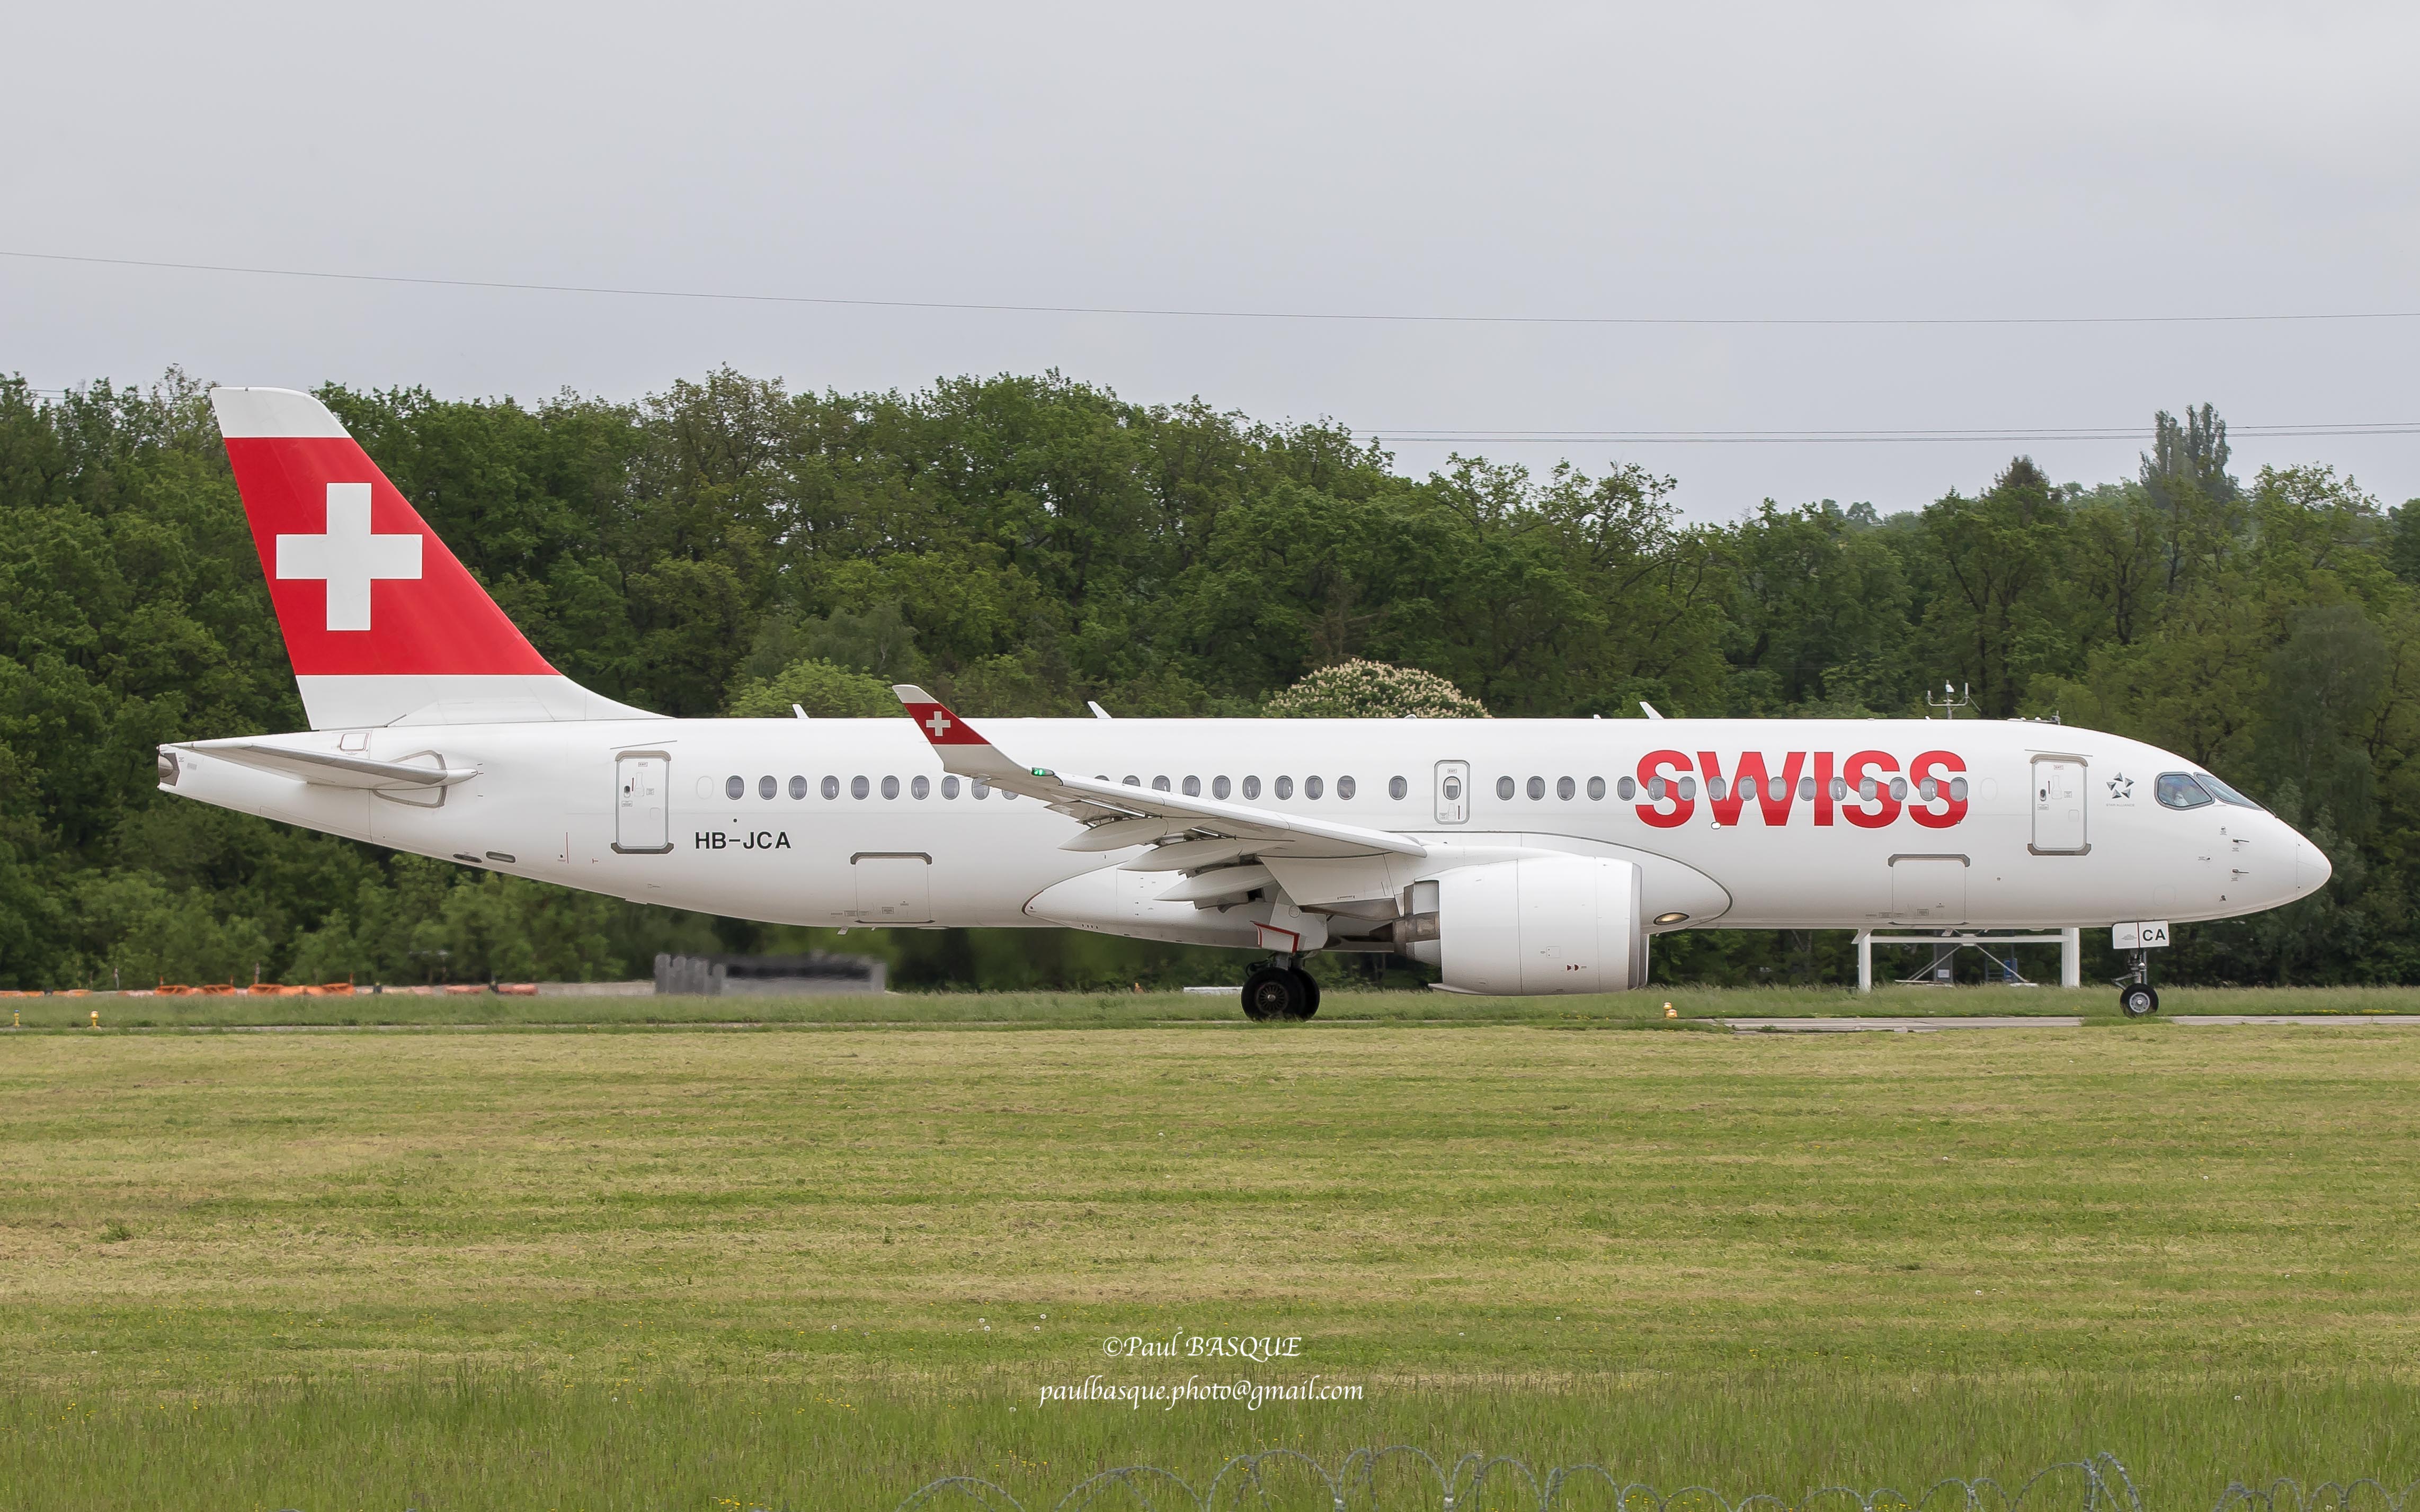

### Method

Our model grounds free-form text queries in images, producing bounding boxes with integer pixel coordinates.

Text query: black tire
[1242,967,1304,1023]
[2120,985,2159,1018]
[1290,968,1321,1019]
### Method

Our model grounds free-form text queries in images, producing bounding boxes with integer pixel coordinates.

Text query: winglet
[892,685,1034,781]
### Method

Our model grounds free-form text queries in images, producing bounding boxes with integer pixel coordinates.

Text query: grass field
[4,1009,2418,1509]
[12,981,2420,1030]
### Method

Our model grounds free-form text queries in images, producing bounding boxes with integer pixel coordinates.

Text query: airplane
[155,387,2331,1020]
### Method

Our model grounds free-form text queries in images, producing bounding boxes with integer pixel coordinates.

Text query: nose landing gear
[1240,957,1321,1022]
[2115,949,2159,1018]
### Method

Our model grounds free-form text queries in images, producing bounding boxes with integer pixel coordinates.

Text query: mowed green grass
[3,1019,2418,1509]
[14,980,2420,1029]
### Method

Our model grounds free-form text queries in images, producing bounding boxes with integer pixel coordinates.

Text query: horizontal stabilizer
[183,738,478,789]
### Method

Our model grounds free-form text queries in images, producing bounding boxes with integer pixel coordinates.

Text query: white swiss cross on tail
[275,483,423,632]
[924,710,953,739]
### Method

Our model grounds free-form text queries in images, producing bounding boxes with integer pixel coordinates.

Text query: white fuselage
[162,715,2327,949]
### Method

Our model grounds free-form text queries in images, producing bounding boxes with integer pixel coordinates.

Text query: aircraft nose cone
[2297,835,2333,894]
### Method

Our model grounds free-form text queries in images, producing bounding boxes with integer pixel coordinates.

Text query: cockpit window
[2195,772,2265,810]
[2154,772,2213,809]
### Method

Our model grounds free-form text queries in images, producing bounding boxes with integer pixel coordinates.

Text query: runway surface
[1723,1015,2420,1033]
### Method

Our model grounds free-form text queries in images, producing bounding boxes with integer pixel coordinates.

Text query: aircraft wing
[892,685,1426,862]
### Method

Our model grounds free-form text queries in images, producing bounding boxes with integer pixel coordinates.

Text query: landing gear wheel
[1289,968,1321,1020]
[1242,967,1306,1022]
[2120,985,2159,1018]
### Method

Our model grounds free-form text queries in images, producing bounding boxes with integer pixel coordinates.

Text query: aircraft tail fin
[209,387,659,729]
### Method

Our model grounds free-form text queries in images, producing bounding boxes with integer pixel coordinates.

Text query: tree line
[2,369,2412,990]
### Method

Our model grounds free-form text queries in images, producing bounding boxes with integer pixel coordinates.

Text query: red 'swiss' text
[1631,750,1970,830]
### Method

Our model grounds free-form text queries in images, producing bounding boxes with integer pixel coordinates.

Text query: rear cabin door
[614,752,672,854]
[2031,757,2089,854]
[1434,761,1470,825]
[853,852,933,924]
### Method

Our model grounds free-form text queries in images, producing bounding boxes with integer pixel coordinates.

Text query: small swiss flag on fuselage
[222,431,554,678]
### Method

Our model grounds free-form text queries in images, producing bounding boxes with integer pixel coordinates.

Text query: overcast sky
[5,0,2416,518]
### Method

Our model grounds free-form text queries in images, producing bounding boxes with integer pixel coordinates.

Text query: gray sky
[5,0,2416,518]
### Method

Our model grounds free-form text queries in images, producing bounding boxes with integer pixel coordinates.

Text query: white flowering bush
[1262,659,1490,719]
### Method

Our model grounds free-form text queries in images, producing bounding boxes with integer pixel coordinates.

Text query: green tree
[1263,660,1489,718]
[1916,458,2068,718]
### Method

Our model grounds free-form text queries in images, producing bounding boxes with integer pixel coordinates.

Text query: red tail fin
[209,388,652,729]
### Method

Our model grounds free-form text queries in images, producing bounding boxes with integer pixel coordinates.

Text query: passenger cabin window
[851,776,870,799]
[725,775,744,800]
[788,775,807,799]
[911,775,930,799]
[759,775,776,800]
[942,775,960,798]
[1275,776,1294,799]
[880,776,900,799]
[1305,775,1323,799]
[1337,775,1355,799]
[1182,776,1200,796]
[1213,776,1232,799]
[2156,772,2215,809]
[1586,776,1605,800]
[1496,776,1516,800]
[1242,776,1261,799]
[822,775,841,800]
[1389,776,1408,800]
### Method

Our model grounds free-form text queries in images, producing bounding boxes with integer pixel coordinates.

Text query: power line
[7,247,2420,329]
[1367,423,2420,445]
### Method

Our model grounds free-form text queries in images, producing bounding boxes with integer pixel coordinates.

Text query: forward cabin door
[1434,761,1470,825]
[613,751,672,854]
[2031,756,2089,854]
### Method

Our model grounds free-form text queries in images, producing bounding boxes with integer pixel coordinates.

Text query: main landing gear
[2116,949,2159,1018]
[1241,958,1321,1022]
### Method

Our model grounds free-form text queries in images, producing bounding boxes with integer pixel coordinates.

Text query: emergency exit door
[614,751,672,854]
[2031,756,2088,854]
[1434,761,1470,824]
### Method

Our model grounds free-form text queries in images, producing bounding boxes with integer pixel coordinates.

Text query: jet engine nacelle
[1394,855,1647,995]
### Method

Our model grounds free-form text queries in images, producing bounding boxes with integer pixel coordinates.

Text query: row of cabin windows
[1498,774,1971,802]
[718,771,1975,804]
[725,773,1021,801]
[724,773,1421,801]
[1111,773,1390,800]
